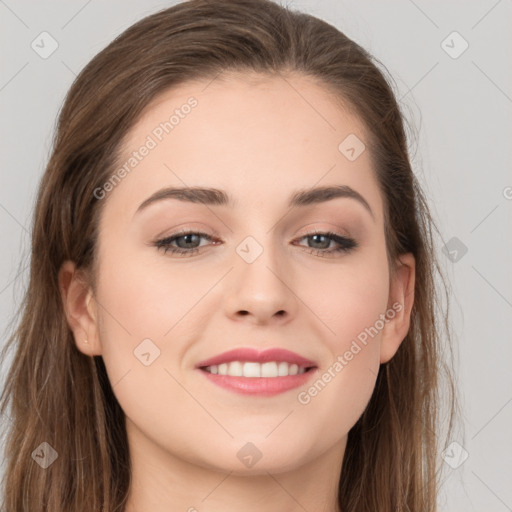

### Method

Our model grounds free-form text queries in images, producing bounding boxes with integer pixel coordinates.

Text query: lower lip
[197,367,318,396]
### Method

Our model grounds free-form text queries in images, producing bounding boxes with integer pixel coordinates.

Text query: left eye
[293,231,358,256]
[153,230,358,257]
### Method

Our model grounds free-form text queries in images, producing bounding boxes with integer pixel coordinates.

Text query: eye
[153,229,358,258]
[293,230,358,257]
[153,230,218,257]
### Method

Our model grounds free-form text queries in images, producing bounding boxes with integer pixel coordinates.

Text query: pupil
[180,234,198,248]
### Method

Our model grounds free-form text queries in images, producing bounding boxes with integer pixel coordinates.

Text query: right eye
[154,230,219,257]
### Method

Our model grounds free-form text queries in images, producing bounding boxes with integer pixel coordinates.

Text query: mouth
[195,347,319,396]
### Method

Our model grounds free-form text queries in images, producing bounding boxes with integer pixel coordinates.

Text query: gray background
[1,0,511,510]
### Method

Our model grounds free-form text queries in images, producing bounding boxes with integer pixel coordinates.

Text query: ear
[58,260,102,356]
[380,252,415,364]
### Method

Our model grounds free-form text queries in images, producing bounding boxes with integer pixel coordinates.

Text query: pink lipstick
[195,347,318,397]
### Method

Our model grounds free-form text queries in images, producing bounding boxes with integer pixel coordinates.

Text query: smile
[202,361,311,377]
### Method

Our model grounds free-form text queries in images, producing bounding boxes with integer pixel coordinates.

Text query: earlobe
[58,260,102,356]
[380,252,416,364]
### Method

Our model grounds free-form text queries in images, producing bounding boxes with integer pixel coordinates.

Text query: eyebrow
[135,184,374,220]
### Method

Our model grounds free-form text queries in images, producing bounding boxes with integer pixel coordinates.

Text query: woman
[0,0,461,510]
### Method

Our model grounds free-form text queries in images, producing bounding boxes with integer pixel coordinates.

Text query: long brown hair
[0,0,462,510]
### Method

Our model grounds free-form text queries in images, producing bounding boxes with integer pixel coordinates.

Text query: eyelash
[153,229,358,258]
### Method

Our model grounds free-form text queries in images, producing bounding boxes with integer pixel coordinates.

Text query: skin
[59,71,415,512]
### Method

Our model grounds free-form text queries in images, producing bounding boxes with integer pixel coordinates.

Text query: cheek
[93,250,197,429]
[299,253,390,354]
[294,262,389,438]
[94,245,220,388]
[96,240,195,336]
[92,241,171,373]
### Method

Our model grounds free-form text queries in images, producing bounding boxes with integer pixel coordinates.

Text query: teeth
[205,361,308,377]
[243,362,261,377]
[261,362,277,377]
[228,361,243,376]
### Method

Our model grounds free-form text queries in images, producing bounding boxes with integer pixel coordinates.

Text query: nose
[222,239,298,325]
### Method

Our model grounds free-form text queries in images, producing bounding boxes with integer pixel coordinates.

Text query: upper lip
[195,348,317,369]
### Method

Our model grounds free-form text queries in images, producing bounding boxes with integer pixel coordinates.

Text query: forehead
[103,71,382,222]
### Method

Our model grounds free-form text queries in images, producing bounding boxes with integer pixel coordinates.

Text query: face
[63,72,415,477]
